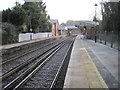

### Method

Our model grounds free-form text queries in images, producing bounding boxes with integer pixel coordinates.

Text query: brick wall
[52,21,59,36]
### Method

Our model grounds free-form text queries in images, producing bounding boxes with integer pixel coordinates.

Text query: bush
[0,22,2,45]
[2,23,18,45]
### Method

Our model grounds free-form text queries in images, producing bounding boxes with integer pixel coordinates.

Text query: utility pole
[29,13,32,40]
[94,3,98,43]
[54,23,56,36]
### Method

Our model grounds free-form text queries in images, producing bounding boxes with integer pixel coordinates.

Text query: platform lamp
[65,27,70,36]
[54,23,56,36]
[94,3,98,43]
[94,3,98,19]
[29,13,32,40]
[30,28,32,40]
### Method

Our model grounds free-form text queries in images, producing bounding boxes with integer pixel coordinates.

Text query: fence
[19,32,52,42]
[87,30,119,50]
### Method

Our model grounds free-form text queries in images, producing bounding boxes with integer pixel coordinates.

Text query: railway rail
[2,36,76,89]
[2,38,66,85]
[1,38,65,76]
[1,37,61,64]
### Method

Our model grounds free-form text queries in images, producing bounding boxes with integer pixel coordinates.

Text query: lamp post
[29,13,32,40]
[94,3,98,19]
[94,3,98,43]
[29,13,40,40]
[54,23,56,36]
[65,27,69,36]
[30,28,32,40]
[29,13,39,40]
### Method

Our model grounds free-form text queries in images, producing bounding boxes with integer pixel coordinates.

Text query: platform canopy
[58,25,78,30]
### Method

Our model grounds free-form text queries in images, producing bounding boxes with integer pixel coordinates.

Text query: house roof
[67,20,99,26]
[58,25,65,30]
[58,25,78,30]
[50,19,58,24]
[65,25,78,29]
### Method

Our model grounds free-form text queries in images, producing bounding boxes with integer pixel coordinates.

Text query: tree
[9,5,29,26]
[118,2,120,32]
[102,2,119,33]
[2,23,18,44]
[1,1,52,45]
[0,10,2,22]
[2,4,29,33]
[2,8,11,22]
[22,2,49,33]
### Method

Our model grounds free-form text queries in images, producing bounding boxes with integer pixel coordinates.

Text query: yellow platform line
[64,35,109,89]
[0,38,48,49]
[0,35,66,49]
[0,43,23,49]
[80,40,108,89]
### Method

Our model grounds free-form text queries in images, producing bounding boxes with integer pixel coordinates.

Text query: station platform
[0,38,49,50]
[63,35,110,88]
[0,35,66,50]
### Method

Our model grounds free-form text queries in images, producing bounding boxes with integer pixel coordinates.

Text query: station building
[50,19,59,36]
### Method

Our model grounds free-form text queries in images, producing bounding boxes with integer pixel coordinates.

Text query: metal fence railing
[88,30,119,50]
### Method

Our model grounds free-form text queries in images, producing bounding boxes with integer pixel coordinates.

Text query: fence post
[118,36,120,50]
[95,31,97,43]
[98,30,100,43]
[100,31,102,43]
[30,33,32,40]
[104,31,106,45]
[111,31,113,48]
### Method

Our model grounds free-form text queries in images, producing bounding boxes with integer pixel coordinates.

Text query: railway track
[1,38,66,76]
[1,38,61,65]
[1,39,51,62]
[2,36,76,89]
[1,38,66,81]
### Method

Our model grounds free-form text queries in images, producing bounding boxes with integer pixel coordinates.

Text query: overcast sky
[43,0,102,23]
[0,0,24,11]
[0,0,102,23]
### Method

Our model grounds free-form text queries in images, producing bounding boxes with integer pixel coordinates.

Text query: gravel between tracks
[2,38,64,75]
[2,38,66,87]
[22,37,75,88]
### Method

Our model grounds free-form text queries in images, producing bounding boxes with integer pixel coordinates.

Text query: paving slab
[82,37,119,88]
[63,35,108,89]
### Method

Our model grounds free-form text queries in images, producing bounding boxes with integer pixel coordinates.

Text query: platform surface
[82,38,119,88]
[0,35,67,50]
[63,35,109,88]
[0,37,50,50]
